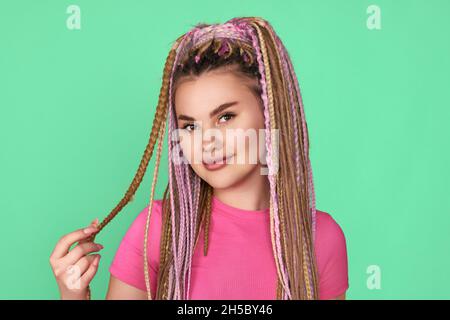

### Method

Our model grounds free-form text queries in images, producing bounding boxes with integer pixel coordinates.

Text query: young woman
[49,17,348,300]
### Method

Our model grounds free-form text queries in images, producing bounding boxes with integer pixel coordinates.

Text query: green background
[1,0,449,299]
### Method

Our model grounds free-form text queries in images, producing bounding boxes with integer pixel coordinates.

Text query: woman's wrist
[59,288,89,300]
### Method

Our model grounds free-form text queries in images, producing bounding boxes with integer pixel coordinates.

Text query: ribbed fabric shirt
[109,195,349,299]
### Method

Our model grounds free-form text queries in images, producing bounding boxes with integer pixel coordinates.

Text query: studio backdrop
[0,0,449,299]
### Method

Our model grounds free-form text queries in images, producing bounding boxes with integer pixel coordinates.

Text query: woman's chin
[201,171,237,189]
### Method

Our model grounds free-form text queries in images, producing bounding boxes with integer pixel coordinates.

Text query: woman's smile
[202,154,235,171]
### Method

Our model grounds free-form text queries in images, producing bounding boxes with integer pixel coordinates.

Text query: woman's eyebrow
[177,101,239,121]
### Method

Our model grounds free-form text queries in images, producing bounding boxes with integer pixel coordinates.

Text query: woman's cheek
[229,129,260,165]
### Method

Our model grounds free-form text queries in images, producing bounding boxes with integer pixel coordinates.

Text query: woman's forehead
[174,72,255,116]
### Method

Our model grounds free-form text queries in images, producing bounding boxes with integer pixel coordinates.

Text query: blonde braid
[260,26,299,298]
[84,36,181,300]
[144,106,167,300]
[261,24,310,298]
[251,21,293,299]
[202,190,212,256]
[278,178,296,297]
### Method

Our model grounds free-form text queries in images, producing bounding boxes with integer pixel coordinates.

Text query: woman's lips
[202,154,234,171]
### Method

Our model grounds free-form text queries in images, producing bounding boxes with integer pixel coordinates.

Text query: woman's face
[174,68,266,189]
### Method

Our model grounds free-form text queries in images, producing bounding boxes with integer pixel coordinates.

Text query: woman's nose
[202,138,216,153]
[201,128,225,154]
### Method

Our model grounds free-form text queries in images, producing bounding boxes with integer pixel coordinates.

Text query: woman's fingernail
[93,255,101,266]
[97,244,104,250]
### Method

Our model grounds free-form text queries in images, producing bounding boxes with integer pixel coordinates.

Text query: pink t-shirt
[109,195,349,299]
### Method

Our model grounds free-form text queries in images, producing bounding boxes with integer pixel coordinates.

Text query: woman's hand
[49,218,104,300]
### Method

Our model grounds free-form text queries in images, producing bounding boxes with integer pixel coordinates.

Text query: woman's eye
[182,123,197,131]
[218,112,235,124]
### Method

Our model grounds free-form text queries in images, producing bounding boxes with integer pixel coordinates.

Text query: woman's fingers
[56,254,100,295]
[50,224,99,261]
[80,255,101,287]
[78,218,100,245]
[91,218,99,227]
[74,254,99,275]
[62,241,104,266]
[49,218,103,299]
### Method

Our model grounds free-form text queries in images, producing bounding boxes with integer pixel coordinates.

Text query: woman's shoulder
[314,209,348,270]
[315,209,346,244]
[314,209,349,299]
[109,199,164,291]
[121,199,164,245]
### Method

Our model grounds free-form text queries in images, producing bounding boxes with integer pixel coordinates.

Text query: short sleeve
[314,210,349,300]
[109,200,163,297]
